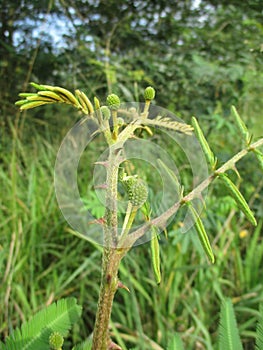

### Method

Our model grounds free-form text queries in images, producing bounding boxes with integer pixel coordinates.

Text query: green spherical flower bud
[117,117,124,126]
[106,94,120,110]
[100,106,111,120]
[128,180,148,207]
[49,332,64,350]
[144,86,155,101]
[124,176,137,189]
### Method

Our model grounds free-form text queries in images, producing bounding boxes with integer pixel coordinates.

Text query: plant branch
[124,137,263,247]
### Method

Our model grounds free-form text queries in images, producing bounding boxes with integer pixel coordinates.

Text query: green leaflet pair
[183,177,257,266]
[188,171,257,265]
[189,113,258,264]
[156,113,258,266]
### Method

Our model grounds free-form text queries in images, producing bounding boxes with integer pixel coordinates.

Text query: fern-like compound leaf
[2,298,82,350]
[218,298,243,350]
[167,333,185,350]
[143,116,193,135]
[256,304,263,350]
[72,339,92,350]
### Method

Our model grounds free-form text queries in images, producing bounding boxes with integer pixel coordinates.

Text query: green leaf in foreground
[218,298,243,350]
[167,333,185,350]
[2,298,82,350]
[72,339,92,350]
[256,304,263,350]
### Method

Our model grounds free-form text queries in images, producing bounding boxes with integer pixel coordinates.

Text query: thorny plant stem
[92,115,263,349]
[92,118,142,349]
[92,146,128,350]
[92,248,124,350]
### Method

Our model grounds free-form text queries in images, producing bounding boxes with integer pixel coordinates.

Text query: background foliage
[1,0,262,349]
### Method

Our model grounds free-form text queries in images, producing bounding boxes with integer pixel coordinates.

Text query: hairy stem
[92,146,125,349]
[92,248,123,350]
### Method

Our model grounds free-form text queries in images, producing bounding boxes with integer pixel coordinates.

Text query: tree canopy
[1,0,262,131]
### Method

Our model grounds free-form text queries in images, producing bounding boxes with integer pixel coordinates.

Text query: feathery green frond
[2,298,82,350]
[72,339,92,350]
[15,82,90,112]
[167,333,185,350]
[142,116,193,135]
[218,298,243,350]
[256,304,263,350]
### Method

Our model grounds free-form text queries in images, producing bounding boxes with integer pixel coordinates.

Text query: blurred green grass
[1,116,263,350]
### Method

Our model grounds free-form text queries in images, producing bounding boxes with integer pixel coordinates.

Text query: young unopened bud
[106,94,120,110]
[128,180,148,207]
[94,96,101,110]
[144,86,155,101]
[49,332,64,349]
[117,117,124,126]
[100,106,111,120]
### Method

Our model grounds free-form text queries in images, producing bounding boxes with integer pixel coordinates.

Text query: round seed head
[144,86,156,101]
[106,94,121,110]
[128,180,148,207]
[49,332,64,349]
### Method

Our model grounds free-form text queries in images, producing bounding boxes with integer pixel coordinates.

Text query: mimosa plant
[10,82,263,349]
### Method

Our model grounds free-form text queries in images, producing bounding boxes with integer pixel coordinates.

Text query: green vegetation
[1,1,263,349]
